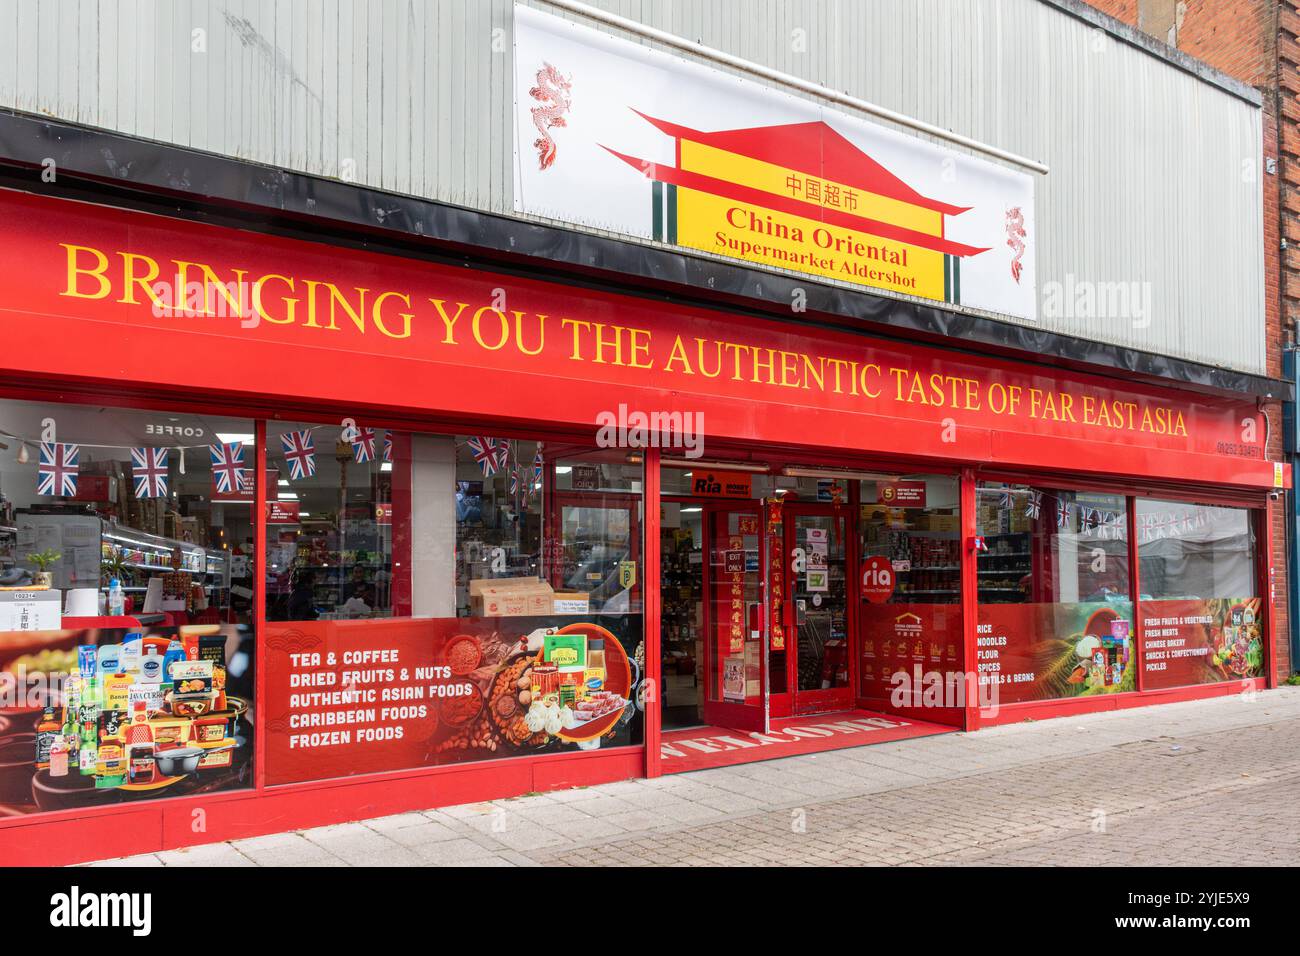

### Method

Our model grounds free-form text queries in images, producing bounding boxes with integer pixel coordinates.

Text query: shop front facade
[0,168,1283,863]
[0,0,1285,866]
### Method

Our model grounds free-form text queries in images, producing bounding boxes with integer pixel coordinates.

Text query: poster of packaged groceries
[0,624,253,815]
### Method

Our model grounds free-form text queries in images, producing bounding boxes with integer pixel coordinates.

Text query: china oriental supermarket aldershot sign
[512,5,1037,321]
[0,186,1274,488]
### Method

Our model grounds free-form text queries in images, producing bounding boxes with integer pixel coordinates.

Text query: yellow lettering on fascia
[679,140,944,238]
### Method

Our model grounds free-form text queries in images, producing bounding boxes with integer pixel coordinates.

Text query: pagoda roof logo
[602,110,990,260]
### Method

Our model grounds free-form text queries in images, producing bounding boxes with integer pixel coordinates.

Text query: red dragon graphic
[529,62,573,171]
[1005,206,1027,284]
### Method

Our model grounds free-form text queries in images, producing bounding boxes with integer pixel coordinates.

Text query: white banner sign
[513,5,1037,321]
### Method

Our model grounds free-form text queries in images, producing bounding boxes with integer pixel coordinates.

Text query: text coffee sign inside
[513,6,1037,320]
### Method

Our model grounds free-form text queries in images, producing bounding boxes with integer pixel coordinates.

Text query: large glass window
[262,424,644,786]
[1137,499,1261,688]
[858,475,963,705]
[0,398,255,815]
[975,482,1133,705]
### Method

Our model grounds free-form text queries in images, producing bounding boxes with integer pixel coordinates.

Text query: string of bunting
[988,484,1222,541]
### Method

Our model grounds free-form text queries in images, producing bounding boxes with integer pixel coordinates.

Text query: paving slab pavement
[88,687,1300,867]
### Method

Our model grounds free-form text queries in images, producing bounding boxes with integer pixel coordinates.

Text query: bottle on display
[48,738,69,777]
[125,703,155,785]
[140,646,163,684]
[34,706,60,770]
[120,632,142,673]
[107,578,124,616]
[162,639,185,681]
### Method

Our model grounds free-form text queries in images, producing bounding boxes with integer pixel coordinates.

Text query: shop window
[974,483,1133,705]
[262,425,644,786]
[858,476,963,706]
[0,398,256,815]
[1136,499,1262,688]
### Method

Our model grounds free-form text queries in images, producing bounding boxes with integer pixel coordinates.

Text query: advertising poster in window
[264,615,644,785]
[0,625,253,815]
[975,603,1135,705]
[858,604,960,683]
[1141,597,1264,689]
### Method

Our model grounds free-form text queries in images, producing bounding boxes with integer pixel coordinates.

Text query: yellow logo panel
[674,187,946,302]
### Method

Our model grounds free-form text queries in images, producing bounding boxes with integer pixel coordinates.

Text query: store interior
[0,401,255,629]
[658,462,963,732]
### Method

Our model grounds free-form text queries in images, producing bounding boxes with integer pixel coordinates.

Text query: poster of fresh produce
[0,625,254,816]
[976,602,1135,705]
[1140,597,1264,689]
[264,615,644,785]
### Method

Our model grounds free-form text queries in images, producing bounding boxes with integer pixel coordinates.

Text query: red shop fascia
[0,121,1289,864]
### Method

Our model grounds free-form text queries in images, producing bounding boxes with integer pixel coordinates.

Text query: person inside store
[287,567,319,620]
[345,565,369,601]
[341,583,374,617]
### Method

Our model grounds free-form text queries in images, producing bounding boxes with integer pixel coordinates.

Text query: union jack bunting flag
[533,445,544,483]
[1079,507,1096,532]
[209,442,247,494]
[352,427,377,464]
[1056,500,1072,530]
[281,430,316,480]
[131,447,169,499]
[37,442,79,497]
[467,437,503,477]
[998,484,1015,509]
[383,432,393,463]
[1024,490,1042,521]
[509,467,520,497]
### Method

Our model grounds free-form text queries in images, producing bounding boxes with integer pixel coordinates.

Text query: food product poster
[0,625,253,816]
[264,615,645,785]
[1141,597,1263,689]
[975,602,1135,704]
[858,603,962,696]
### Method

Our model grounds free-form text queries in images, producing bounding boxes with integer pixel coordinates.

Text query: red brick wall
[1086,0,1138,25]
[1081,0,1293,679]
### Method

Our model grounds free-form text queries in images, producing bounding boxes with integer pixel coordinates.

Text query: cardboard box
[470,576,555,617]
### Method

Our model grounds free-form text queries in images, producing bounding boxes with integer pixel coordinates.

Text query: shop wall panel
[0,749,642,865]
[0,808,161,867]
[0,0,1266,374]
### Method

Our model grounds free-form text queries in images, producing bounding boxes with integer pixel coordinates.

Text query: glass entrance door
[701,505,766,731]
[784,504,853,714]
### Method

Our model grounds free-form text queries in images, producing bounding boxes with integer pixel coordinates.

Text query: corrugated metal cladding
[0,0,1267,374]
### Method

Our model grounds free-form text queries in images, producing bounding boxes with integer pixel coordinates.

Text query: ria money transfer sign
[513,5,1037,321]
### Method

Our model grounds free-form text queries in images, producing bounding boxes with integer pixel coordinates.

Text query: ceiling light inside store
[216,433,255,446]
[661,458,769,472]
[782,465,899,482]
[381,462,392,472]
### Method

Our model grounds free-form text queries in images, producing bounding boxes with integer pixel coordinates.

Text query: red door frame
[699,501,767,732]
[780,500,856,716]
